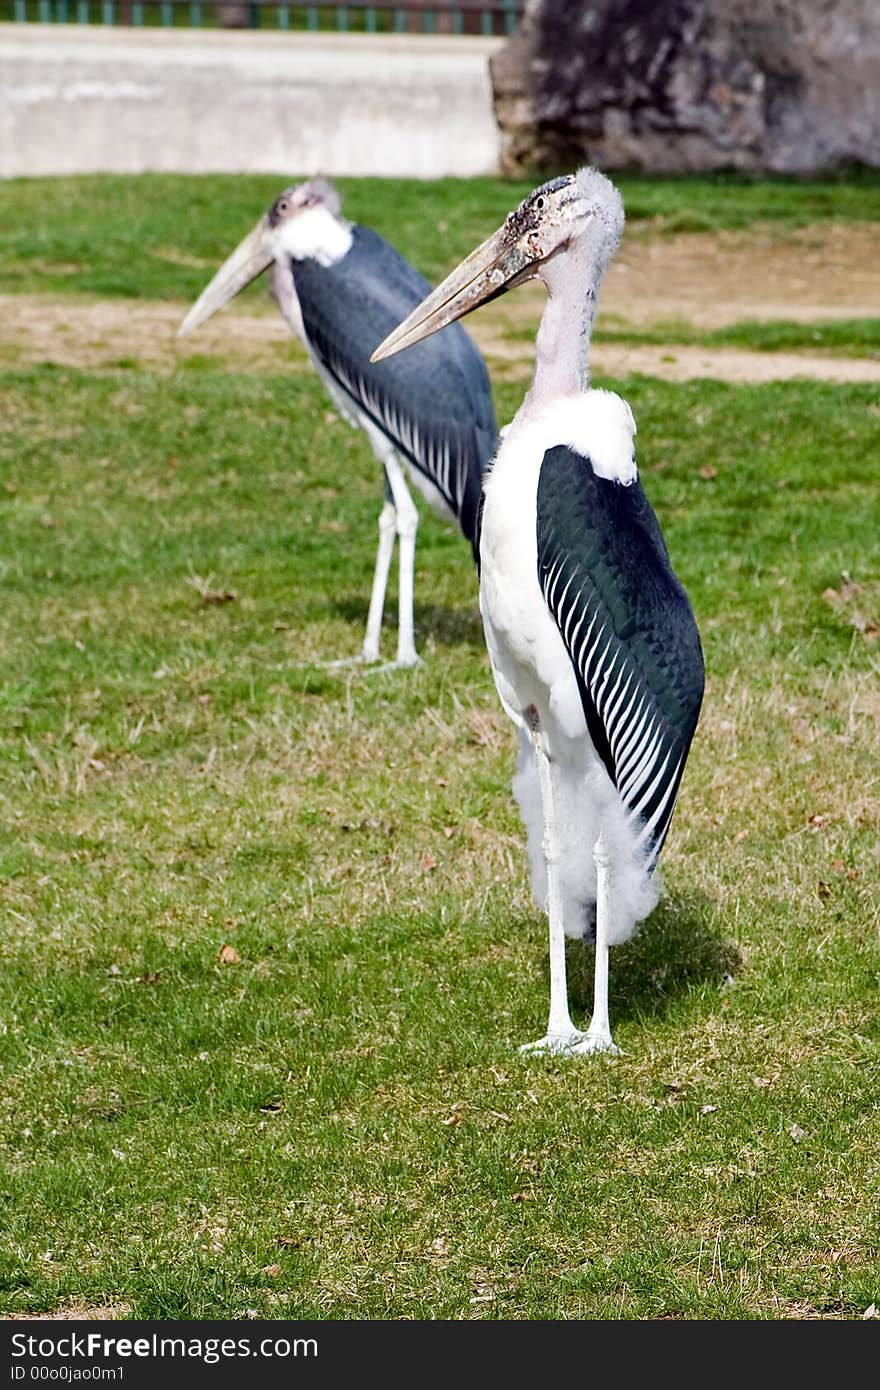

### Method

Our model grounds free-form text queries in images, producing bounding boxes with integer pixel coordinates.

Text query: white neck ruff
[270,205,353,266]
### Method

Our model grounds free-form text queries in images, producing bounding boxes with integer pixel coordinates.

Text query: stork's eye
[535,196,545,209]
[278,200,288,214]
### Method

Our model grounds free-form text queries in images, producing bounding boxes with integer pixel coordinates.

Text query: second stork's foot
[322,650,422,674]
[322,651,378,671]
[364,652,423,674]
[519,1029,619,1057]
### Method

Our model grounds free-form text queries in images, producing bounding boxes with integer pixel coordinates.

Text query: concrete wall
[0,24,504,178]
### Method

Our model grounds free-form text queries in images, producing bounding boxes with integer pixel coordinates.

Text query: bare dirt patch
[0,293,296,375]
[590,343,880,384]
[606,221,880,330]
[2,223,879,385]
[1,1303,130,1320]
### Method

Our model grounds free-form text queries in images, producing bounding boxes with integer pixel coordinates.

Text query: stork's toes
[365,654,423,674]
[322,652,379,671]
[519,1030,619,1057]
[321,651,422,673]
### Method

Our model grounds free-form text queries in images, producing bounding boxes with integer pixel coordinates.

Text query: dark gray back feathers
[291,225,498,558]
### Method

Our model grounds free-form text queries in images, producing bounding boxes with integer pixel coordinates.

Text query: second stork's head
[371,168,623,363]
[178,179,351,338]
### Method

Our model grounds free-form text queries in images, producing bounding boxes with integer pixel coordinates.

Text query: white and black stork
[178,180,497,668]
[373,169,704,1053]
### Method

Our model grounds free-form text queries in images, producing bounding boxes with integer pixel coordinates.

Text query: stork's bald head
[177,177,348,339]
[267,179,342,229]
[371,167,624,363]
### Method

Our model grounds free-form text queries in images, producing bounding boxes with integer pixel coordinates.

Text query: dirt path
[604,221,880,329]
[2,224,879,385]
[5,292,879,386]
[592,343,880,384]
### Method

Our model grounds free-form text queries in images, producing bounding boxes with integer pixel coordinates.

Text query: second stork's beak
[177,216,274,338]
[370,220,535,363]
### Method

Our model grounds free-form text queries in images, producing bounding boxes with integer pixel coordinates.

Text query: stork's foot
[322,651,422,673]
[322,651,380,671]
[365,653,423,675]
[519,1029,619,1057]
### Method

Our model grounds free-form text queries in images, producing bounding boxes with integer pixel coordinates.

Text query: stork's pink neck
[520,239,601,420]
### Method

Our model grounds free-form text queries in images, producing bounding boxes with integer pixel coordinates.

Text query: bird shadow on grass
[333,597,485,650]
[563,891,739,1025]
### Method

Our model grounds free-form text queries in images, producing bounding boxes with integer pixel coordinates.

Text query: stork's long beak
[177,216,274,338]
[370,221,535,363]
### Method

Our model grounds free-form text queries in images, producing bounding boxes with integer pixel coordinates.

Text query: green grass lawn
[0,175,879,1320]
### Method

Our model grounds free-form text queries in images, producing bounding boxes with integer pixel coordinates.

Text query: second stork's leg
[520,711,589,1055]
[361,478,397,664]
[377,449,419,669]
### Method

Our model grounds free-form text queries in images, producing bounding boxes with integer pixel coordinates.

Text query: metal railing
[4,0,524,32]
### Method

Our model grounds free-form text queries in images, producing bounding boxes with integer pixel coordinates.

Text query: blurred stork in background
[373,169,704,1053]
[179,179,498,669]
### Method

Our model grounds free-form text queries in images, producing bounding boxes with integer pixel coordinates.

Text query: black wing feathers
[536,445,704,864]
[291,225,497,559]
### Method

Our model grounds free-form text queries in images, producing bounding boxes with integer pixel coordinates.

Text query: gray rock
[491,0,880,174]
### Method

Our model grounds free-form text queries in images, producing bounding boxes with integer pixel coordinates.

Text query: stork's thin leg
[326,495,397,668]
[361,499,397,663]
[582,827,619,1054]
[519,717,619,1058]
[520,716,590,1055]
[377,451,419,670]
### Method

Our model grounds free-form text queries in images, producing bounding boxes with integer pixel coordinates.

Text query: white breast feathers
[506,389,638,485]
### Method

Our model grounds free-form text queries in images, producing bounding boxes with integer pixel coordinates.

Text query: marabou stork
[373,169,704,1054]
[178,180,497,668]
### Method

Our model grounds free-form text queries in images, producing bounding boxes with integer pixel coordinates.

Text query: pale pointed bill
[370,222,536,364]
[177,217,274,339]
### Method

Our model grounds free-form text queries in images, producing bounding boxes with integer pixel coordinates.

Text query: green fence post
[189,0,201,23]
[76,0,89,20]
[132,0,143,20]
[365,4,376,29]
[306,4,318,28]
[160,0,172,21]
[38,0,50,19]
[278,4,290,26]
[14,0,27,19]
[101,0,114,20]
[393,5,404,31]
